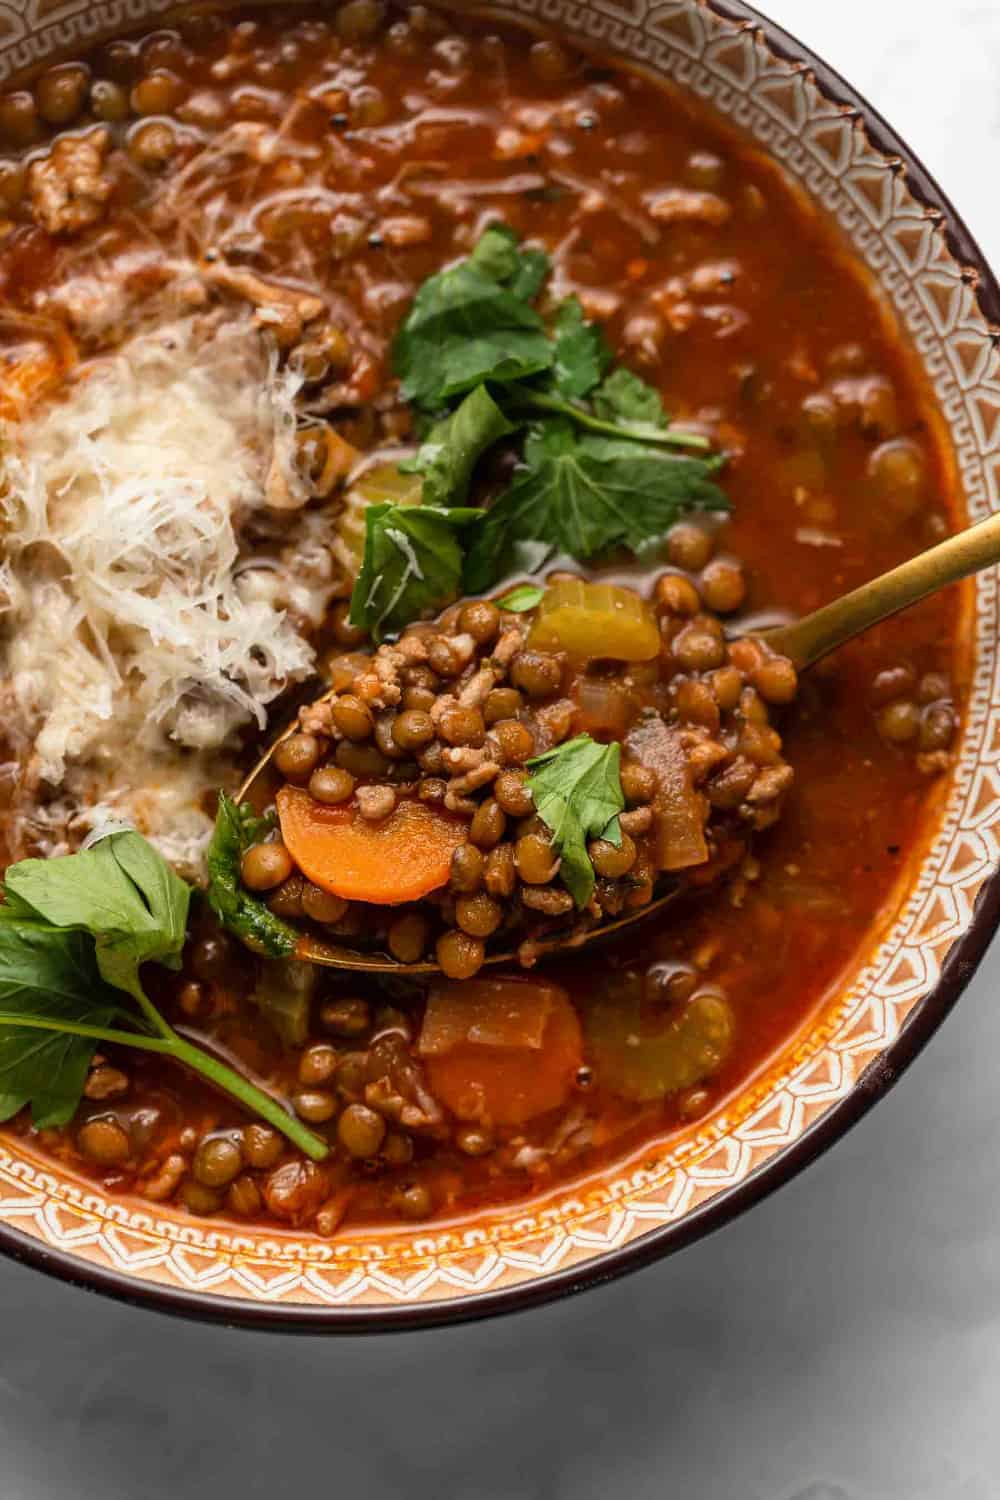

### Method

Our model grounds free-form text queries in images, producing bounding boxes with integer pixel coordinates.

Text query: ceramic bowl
[1,0,998,1330]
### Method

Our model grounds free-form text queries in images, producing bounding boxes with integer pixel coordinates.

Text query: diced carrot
[419,977,583,1126]
[419,977,557,1056]
[275,788,467,905]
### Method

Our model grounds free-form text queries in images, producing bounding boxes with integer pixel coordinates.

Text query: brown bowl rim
[1,0,998,1333]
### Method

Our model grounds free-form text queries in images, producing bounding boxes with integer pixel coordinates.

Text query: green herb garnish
[525,735,625,908]
[464,423,726,594]
[548,295,612,401]
[401,385,515,508]
[0,828,328,1158]
[347,223,727,638]
[394,226,553,409]
[348,502,483,644]
[592,366,669,429]
[495,583,546,612]
[206,794,299,959]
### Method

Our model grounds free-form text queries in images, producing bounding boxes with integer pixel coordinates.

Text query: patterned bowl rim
[2,0,999,1332]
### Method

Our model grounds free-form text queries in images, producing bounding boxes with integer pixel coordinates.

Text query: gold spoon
[239,508,1000,975]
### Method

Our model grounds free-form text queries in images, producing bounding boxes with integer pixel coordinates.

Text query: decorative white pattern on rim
[0,0,997,1315]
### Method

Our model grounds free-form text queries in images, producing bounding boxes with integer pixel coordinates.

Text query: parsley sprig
[525,735,626,908]
[0,829,328,1158]
[349,224,728,641]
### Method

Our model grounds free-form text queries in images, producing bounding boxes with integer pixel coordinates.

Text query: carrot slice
[276,788,467,905]
[419,977,583,1126]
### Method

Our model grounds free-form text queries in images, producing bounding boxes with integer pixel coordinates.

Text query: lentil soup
[0,3,967,1237]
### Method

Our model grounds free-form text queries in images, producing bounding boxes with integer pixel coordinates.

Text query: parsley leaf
[349,501,482,643]
[495,583,546,612]
[402,385,516,508]
[469,223,550,300]
[5,831,190,1008]
[592,366,668,429]
[549,297,611,400]
[0,915,124,1127]
[206,794,299,960]
[464,421,728,593]
[393,228,553,410]
[526,735,625,907]
[0,830,328,1156]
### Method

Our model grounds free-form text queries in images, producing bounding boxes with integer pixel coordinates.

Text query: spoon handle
[759,508,1000,670]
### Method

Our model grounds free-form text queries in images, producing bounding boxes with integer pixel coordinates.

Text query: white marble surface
[4,4,1000,1497]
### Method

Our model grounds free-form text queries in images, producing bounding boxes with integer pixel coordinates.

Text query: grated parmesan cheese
[0,313,342,869]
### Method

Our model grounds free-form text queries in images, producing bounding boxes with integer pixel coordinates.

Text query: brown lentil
[382,1132,414,1166]
[620,762,658,803]
[469,798,506,849]
[752,656,798,705]
[227,1174,263,1217]
[308,765,356,804]
[357,784,397,821]
[655,574,701,616]
[484,687,524,724]
[672,624,726,673]
[919,703,956,751]
[589,832,637,878]
[181,1180,222,1216]
[298,1043,338,1086]
[268,874,306,919]
[700,558,746,613]
[78,1117,130,1166]
[387,912,430,963]
[493,719,535,764]
[35,65,90,126]
[455,891,503,937]
[515,833,559,885]
[241,841,293,891]
[877,700,921,743]
[456,1125,495,1156]
[193,1135,243,1188]
[436,929,486,979]
[667,522,713,571]
[320,996,371,1037]
[392,709,436,750]
[392,1182,433,1220]
[331,695,374,741]
[293,1089,338,1124]
[274,732,322,781]
[511,651,563,699]
[439,704,486,747]
[337,1102,387,1158]
[494,769,534,816]
[241,1123,283,1169]
[484,842,517,898]
[302,883,349,924]
[460,599,501,644]
[450,842,484,892]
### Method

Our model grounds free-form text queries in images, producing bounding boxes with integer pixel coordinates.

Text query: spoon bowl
[238,508,1000,976]
[289,886,681,974]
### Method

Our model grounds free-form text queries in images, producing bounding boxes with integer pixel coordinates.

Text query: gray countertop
[4,4,1000,1496]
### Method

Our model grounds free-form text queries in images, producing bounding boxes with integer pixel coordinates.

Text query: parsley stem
[504,390,711,450]
[0,1014,175,1052]
[0,1012,330,1161]
[129,985,176,1042]
[167,1037,330,1162]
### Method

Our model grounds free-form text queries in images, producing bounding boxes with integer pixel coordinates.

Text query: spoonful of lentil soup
[216,496,994,979]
